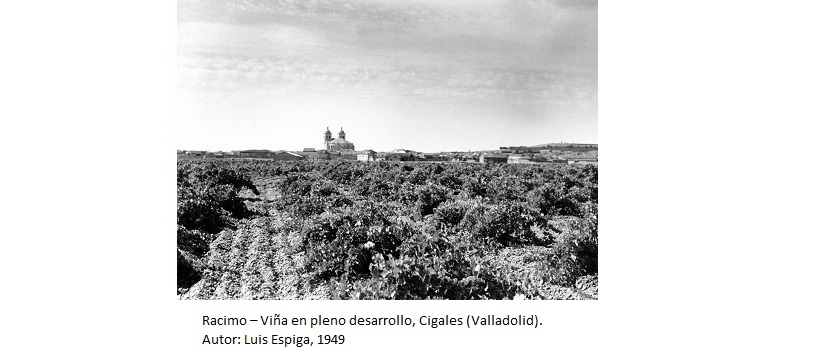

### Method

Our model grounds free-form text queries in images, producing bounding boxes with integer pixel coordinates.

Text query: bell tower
[338,127,346,140]
[324,127,332,149]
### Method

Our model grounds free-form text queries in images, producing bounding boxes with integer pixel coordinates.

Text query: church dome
[324,127,355,151]
[327,138,352,144]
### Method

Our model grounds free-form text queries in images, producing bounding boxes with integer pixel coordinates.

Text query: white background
[2,1,814,349]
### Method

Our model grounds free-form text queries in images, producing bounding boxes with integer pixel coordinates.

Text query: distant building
[205,152,226,159]
[185,151,206,158]
[307,152,333,161]
[417,153,445,162]
[273,152,304,161]
[530,154,550,163]
[357,150,376,162]
[302,148,316,153]
[388,150,414,161]
[238,150,273,159]
[479,153,508,164]
[561,153,598,164]
[324,127,355,152]
[376,151,414,162]
[507,155,532,164]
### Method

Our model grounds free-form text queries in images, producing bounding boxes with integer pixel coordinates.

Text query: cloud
[177,0,597,147]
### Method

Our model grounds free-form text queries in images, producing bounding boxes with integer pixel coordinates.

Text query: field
[177,159,598,300]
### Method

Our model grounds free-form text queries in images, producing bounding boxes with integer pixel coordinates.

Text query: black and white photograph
[7,0,815,348]
[176,0,598,300]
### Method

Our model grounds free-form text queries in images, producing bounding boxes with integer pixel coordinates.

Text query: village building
[357,150,377,162]
[479,153,508,164]
[416,153,445,162]
[237,150,274,159]
[324,127,355,152]
[185,151,206,158]
[273,151,304,161]
[507,155,533,164]
[379,150,415,162]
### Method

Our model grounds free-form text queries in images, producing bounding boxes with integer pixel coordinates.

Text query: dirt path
[179,177,328,300]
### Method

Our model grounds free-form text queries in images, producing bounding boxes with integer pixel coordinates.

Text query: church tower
[324,127,332,149]
[323,126,354,152]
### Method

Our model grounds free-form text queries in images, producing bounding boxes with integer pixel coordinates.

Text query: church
[323,127,355,152]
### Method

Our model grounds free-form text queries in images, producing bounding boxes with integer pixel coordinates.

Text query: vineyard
[177,159,598,300]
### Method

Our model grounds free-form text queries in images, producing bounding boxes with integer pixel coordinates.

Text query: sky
[177,0,597,152]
